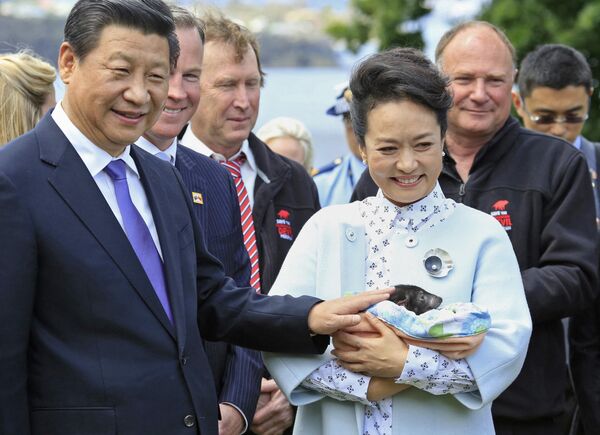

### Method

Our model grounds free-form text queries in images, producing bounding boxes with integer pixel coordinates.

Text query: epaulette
[312,157,343,177]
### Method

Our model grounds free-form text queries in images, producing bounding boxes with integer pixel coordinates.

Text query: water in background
[257,67,350,168]
[55,67,350,168]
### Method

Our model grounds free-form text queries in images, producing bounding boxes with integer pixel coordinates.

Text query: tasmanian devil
[390,284,443,315]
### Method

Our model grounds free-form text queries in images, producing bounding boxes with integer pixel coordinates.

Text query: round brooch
[423,248,453,278]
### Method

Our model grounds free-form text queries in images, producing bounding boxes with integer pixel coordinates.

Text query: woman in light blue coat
[263,48,532,435]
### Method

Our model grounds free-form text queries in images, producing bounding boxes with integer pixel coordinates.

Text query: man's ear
[58,42,77,85]
[511,90,525,120]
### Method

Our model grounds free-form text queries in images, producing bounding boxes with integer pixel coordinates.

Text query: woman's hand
[331,312,408,378]
[394,330,487,360]
[367,377,411,402]
[338,312,380,338]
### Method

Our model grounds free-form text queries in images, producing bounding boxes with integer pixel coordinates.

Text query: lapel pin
[192,192,204,205]
[423,248,453,278]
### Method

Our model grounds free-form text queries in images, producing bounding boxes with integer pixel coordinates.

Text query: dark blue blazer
[0,114,328,435]
[175,144,262,423]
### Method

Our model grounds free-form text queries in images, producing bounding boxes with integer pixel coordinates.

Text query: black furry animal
[390,284,443,315]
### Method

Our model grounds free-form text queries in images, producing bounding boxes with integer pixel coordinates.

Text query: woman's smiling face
[362,99,444,207]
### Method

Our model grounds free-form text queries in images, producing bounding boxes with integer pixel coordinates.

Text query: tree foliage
[326,0,431,52]
[479,0,600,140]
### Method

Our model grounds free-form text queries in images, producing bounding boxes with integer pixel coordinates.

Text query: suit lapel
[133,147,186,348]
[40,118,177,340]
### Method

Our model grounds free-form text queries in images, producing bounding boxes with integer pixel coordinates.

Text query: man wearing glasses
[513,43,600,435]
[513,44,600,221]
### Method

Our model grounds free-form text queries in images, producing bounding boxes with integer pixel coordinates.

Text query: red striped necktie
[221,154,261,293]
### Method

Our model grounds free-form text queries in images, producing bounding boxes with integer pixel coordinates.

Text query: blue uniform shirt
[313,153,366,207]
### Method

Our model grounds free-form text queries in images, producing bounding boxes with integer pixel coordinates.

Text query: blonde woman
[256,116,314,172]
[0,51,56,146]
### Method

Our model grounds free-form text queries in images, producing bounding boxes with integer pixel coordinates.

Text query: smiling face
[513,85,591,144]
[144,26,203,150]
[190,41,261,158]
[59,24,170,156]
[441,26,515,145]
[361,99,443,207]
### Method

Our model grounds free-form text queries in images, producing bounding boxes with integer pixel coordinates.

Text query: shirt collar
[136,136,177,165]
[183,129,257,172]
[573,135,582,150]
[360,182,454,234]
[51,100,139,178]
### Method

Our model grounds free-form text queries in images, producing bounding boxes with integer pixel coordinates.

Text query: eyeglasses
[526,112,589,125]
[520,101,589,125]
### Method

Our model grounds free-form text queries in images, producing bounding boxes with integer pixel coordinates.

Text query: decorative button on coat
[183,415,195,428]
[345,228,357,242]
[405,236,418,248]
[423,248,454,277]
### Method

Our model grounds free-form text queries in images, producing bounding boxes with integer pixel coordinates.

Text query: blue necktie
[104,159,173,323]
[156,152,172,164]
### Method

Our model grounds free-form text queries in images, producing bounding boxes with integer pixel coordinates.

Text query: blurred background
[2,0,599,165]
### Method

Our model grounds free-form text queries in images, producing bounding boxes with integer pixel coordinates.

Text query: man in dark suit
[136,7,262,434]
[179,12,321,435]
[0,2,391,434]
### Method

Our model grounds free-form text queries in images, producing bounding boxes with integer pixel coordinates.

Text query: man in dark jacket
[512,43,600,435]
[179,12,320,435]
[352,21,598,435]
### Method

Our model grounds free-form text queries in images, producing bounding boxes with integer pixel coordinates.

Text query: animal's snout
[392,284,443,315]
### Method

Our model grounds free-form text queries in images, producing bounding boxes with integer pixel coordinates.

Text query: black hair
[517,44,592,98]
[64,0,179,68]
[349,47,453,147]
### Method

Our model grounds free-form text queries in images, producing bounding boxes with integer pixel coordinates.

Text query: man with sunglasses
[513,43,600,435]
[513,44,600,221]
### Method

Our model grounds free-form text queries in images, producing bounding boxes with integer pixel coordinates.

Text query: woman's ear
[359,147,367,165]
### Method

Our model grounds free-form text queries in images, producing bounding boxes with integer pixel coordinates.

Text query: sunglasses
[526,112,589,125]
[520,99,589,125]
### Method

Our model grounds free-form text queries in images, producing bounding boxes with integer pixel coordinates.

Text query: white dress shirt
[51,102,163,258]
[135,136,177,166]
[180,127,258,207]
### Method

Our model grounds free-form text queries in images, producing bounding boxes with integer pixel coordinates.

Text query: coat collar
[443,116,521,181]
[248,132,291,186]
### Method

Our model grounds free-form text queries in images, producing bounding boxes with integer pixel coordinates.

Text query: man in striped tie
[180,11,320,435]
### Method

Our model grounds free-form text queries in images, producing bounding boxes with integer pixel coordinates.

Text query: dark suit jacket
[248,133,320,294]
[0,114,327,435]
[175,144,262,424]
[570,137,600,434]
